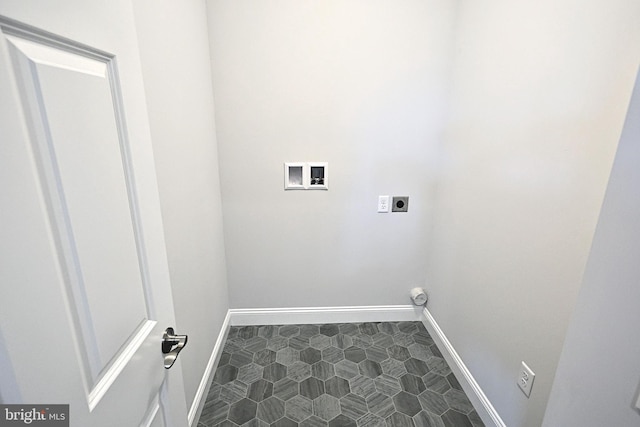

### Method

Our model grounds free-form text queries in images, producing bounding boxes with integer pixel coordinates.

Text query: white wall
[206,0,457,308]
[427,1,640,426]
[131,0,229,412]
[542,67,640,427]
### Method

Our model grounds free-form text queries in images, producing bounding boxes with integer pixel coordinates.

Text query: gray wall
[426,1,640,426]
[542,68,640,427]
[132,0,230,412]
[207,0,457,308]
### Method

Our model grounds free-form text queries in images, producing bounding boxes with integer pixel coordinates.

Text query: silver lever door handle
[162,327,188,369]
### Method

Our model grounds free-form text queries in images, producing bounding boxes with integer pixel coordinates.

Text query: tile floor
[197,321,484,427]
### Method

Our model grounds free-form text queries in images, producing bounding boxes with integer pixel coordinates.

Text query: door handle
[162,327,188,369]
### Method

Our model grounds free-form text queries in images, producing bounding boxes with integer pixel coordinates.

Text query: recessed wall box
[284,162,328,190]
[308,162,328,190]
[284,163,305,189]
[392,196,409,212]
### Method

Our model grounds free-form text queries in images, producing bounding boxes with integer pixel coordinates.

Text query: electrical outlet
[518,361,535,397]
[391,196,409,212]
[378,195,390,213]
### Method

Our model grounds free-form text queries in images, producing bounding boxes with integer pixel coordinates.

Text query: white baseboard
[229,305,420,326]
[188,311,231,427]
[420,308,505,427]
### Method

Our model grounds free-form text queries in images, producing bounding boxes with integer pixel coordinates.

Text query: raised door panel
[0,11,186,426]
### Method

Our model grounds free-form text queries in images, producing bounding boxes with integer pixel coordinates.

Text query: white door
[0,1,189,426]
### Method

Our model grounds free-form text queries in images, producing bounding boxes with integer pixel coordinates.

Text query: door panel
[0,3,188,426]
[6,30,151,391]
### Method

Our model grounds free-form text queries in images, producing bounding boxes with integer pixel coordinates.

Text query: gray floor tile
[257,396,285,423]
[286,395,313,422]
[330,414,357,427]
[246,337,268,353]
[198,322,482,427]
[248,379,273,402]
[272,417,297,427]
[267,337,289,352]
[301,377,325,400]
[381,359,407,379]
[345,347,367,363]
[349,375,377,399]
[245,418,269,427]
[467,410,485,427]
[372,334,394,349]
[339,324,359,336]
[263,363,287,382]
[359,360,383,379]
[239,363,264,384]
[421,373,450,395]
[326,376,351,399]
[214,364,238,385]
[359,323,380,336]
[426,358,451,377]
[405,358,430,377]
[393,391,422,416]
[300,325,321,338]
[366,392,395,419]
[310,335,332,350]
[335,359,360,379]
[446,373,462,391]
[321,324,340,337]
[274,378,299,401]
[353,334,374,349]
[443,389,474,415]
[301,347,323,364]
[417,390,448,416]
[254,349,277,366]
[302,416,329,427]
[387,345,411,362]
[313,394,341,421]
[365,346,390,363]
[290,335,310,350]
[323,346,345,364]
[231,350,254,368]
[280,325,300,338]
[332,334,354,349]
[289,361,312,382]
[386,411,414,427]
[413,410,445,427]
[228,398,257,425]
[399,374,426,395]
[313,360,336,380]
[441,409,472,427]
[259,325,278,339]
[340,393,368,420]
[358,413,385,427]
[374,374,402,397]
[276,348,300,366]
[220,380,248,404]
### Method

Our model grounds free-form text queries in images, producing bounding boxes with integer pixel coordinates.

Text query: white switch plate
[518,361,535,397]
[378,195,390,213]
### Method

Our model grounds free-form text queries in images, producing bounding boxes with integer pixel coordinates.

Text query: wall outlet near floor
[518,361,535,397]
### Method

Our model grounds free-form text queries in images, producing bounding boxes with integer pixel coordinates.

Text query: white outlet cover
[518,361,535,397]
[378,195,390,213]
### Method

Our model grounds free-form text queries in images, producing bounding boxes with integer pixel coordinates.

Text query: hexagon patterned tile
[197,322,484,427]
